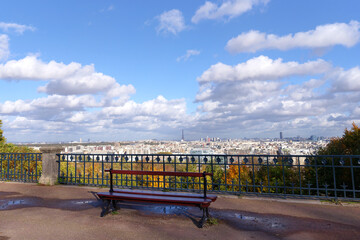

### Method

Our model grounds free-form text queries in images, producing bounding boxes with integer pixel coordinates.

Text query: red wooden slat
[112,188,217,201]
[97,192,212,207]
[104,169,212,177]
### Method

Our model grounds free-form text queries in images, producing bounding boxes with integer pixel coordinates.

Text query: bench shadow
[89,191,100,201]
[181,210,206,228]
[92,196,206,228]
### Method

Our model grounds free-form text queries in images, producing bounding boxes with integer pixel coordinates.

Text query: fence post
[39,146,64,185]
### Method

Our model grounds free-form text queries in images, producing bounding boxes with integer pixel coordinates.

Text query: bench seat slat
[112,188,217,201]
[97,192,212,207]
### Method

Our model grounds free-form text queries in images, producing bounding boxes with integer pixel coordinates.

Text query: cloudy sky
[0,0,360,142]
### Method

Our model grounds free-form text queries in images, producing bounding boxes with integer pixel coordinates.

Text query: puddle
[271,222,283,228]
[217,210,286,230]
[73,200,95,205]
[150,205,187,215]
[235,213,257,221]
[60,199,101,209]
[0,199,27,210]
[113,202,189,216]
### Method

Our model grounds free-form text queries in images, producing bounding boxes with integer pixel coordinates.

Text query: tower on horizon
[280,132,283,140]
[182,129,184,141]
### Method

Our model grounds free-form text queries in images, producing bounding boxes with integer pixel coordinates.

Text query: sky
[0,0,360,142]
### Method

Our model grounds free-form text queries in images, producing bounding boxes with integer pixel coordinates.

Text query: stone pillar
[39,146,64,185]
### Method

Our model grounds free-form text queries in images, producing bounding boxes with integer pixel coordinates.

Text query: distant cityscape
[21,132,331,156]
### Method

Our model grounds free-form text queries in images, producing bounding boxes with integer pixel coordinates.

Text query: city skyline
[0,1,360,142]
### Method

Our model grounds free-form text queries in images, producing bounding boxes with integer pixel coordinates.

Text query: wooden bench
[96,169,217,227]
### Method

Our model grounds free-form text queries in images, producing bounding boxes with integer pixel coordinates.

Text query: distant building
[310,135,319,141]
[280,132,283,140]
[190,148,214,155]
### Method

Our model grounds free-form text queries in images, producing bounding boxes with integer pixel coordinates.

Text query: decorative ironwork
[0,153,42,182]
[56,153,360,201]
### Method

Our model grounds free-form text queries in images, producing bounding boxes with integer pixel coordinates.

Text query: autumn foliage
[318,122,360,155]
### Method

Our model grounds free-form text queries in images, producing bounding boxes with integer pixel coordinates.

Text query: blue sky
[0,0,360,142]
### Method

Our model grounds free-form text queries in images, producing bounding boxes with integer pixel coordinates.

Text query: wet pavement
[1,182,360,240]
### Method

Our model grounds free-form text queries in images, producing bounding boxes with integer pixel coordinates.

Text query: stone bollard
[39,146,64,185]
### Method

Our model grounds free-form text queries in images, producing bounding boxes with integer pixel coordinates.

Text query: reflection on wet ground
[223,211,285,230]
[73,200,95,205]
[0,199,27,210]
[234,212,284,229]
[116,202,188,215]
[0,197,100,210]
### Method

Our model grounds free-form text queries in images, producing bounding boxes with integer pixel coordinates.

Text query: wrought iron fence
[0,153,42,182]
[57,154,360,201]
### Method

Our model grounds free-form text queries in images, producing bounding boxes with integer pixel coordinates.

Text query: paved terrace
[1,182,360,240]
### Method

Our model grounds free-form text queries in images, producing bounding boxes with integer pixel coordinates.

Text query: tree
[318,122,360,155]
[304,123,360,198]
[0,120,6,145]
[0,119,38,153]
[0,120,41,181]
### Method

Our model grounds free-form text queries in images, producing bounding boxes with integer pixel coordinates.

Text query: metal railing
[57,153,360,201]
[0,153,42,182]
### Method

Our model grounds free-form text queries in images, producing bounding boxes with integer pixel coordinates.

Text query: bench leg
[112,200,119,210]
[206,207,210,218]
[100,199,112,217]
[100,199,120,217]
[199,207,209,228]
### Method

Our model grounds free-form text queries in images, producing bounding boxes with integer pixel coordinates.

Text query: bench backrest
[105,169,212,198]
[105,169,212,178]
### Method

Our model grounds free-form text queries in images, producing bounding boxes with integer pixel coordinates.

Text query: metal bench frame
[96,169,216,227]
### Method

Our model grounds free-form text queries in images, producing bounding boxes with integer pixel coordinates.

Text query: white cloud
[0,87,190,138]
[197,55,331,83]
[156,9,186,35]
[0,56,84,80]
[226,21,360,53]
[176,49,200,62]
[192,0,269,24]
[2,54,360,140]
[330,66,360,92]
[106,84,136,99]
[0,34,9,61]
[0,95,100,115]
[0,22,35,34]
[0,56,135,96]
[0,99,34,114]
[193,56,360,138]
[102,95,187,120]
[0,53,194,140]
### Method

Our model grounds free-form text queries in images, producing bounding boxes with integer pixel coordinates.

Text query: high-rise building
[181,129,184,141]
[280,132,283,140]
